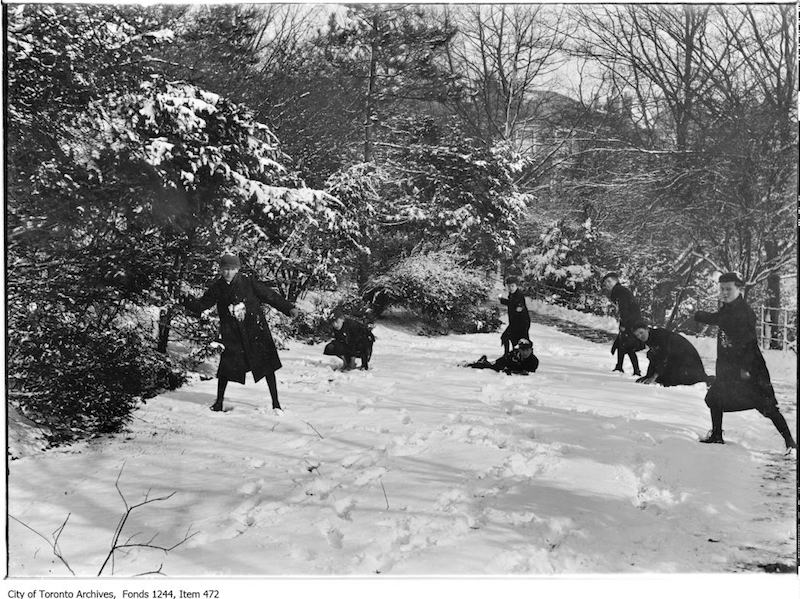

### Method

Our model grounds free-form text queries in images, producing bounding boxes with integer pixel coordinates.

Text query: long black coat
[185,274,295,384]
[695,296,776,413]
[642,327,707,387]
[609,282,641,330]
[500,289,531,344]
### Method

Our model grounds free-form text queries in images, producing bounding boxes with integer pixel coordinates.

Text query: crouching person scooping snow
[323,312,375,370]
[630,322,710,387]
[466,338,539,375]
[182,253,301,412]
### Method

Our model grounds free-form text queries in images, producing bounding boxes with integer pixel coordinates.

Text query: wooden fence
[758,306,797,352]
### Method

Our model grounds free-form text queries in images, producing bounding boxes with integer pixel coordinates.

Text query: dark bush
[8,311,185,445]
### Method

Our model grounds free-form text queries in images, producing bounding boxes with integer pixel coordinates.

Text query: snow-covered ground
[7,320,797,579]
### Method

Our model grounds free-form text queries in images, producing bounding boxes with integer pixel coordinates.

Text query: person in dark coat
[603,272,644,376]
[324,312,375,370]
[499,275,531,355]
[693,272,796,450]
[467,339,539,375]
[183,254,300,412]
[630,322,709,387]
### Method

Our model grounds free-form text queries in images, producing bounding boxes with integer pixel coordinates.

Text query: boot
[767,410,796,450]
[700,408,724,444]
[210,401,224,412]
[699,431,724,444]
[612,366,624,373]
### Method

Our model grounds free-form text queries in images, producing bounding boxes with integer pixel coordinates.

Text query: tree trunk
[650,285,669,327]
[157,245,193,354]
[363,15,379,162]
[157,305,174,354]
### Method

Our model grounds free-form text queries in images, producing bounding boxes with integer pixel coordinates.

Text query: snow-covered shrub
[7,315,184,445]
[519,217,612,312]
[368,252,499,335]
[450,305,503,335]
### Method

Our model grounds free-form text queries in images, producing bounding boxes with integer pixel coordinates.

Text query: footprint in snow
[333,497,357,520]
[354,467,387,486]
[305,477,338,500]
[245,457,265,469]
[320,522,344,549]
[356,398,376,413]
[237,479,264,496]
[340,453,376,469]
[435,489,471,513]
[388,433,428,456]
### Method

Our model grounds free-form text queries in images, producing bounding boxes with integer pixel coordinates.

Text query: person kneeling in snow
[182,253,300,412]
[323,312,375,370]
[466,339,539,375]
[630,322,709,387]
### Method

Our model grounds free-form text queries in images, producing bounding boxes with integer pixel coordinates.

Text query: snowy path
[7,321,796,576]
[528,308,617,345]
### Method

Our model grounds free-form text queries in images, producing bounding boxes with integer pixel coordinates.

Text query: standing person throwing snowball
[182,254,301,413]
[602,272,644,376]
[499,275,531,356]
[693,272,796,451]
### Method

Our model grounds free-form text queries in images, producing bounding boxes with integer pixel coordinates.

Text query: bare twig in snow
[303,420,324,439]
[98,463,198,576]
[9,513,75,576]
[380,479,390,510]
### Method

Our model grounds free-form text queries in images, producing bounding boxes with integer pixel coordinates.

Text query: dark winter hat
[601,272,619,283]
[718,272,744,286]
[331,311,345,322]
[505,275,520,285]
[219,254,241,269]
[517,338,533,349]
[631,321,649,332]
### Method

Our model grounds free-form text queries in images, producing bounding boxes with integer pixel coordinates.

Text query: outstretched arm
[693,309,720,326]
[183,282,218,316]
[252,279,297,317]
